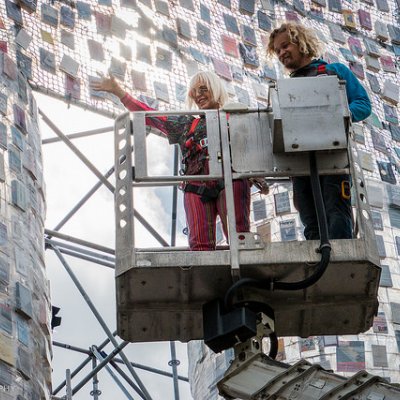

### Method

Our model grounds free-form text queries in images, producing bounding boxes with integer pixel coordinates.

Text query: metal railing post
[169,342,180,400]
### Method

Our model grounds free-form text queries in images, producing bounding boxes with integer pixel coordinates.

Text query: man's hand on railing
[250,178,269,195]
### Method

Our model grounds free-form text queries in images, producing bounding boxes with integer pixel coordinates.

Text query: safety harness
[184,180,225,203]
[181,117,225,202]
[290,62,336,78]
[180,117,208,173]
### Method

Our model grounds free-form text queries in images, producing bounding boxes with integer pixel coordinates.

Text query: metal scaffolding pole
[108,358,148,397]
[42,126,114,145]
[53,334,116,395]
[170,145,179,247]
[53,341,91,355]
[169,342,181,400]
[40,111,170,247]
[39,109,115,192]
[72,342,129,396]
[47,160,169,247]
[113,358,189,383]
[50,245,153,400]
[92,346,136,400]
[46,239,115,269]
[45,229,115,255]
[91,357,101,400]
[51,247,114,269]
[66,370,72,400]
[169,147,181,400]
[52,340,189,382]
[42,114,190,399]
[46,238,115,263]
[51,164,116,233]
[92,346,134,400]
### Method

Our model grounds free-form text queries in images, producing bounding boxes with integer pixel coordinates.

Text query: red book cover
[285,10,300,22]
[95,12,111,35]
[380,55,396,73]
[348,37,363,56]
[13,104,27,133]
[3,53,17,80]
[221,34,239,58]
[212,58,233,81]
[0,42,7,53]
[349,61,365,79]
[65,75,81,100]
[358,9,372,30]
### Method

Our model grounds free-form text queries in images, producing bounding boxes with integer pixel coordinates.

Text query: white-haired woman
[92,71,250,250]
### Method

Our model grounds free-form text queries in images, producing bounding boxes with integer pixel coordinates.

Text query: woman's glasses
[190,85,209,97]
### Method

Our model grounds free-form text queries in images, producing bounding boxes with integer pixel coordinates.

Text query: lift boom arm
[219,353,400,400]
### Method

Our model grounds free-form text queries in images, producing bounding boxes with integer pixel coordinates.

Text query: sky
[37,91,193,400]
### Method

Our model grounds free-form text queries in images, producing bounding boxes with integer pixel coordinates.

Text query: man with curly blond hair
[268,23,371,240]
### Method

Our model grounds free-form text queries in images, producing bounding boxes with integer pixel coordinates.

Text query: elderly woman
[91,71,251,250]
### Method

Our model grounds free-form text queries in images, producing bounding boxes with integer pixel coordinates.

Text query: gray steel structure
[113,77,380,345]
[40,109,189,400]
[219,354,400,400]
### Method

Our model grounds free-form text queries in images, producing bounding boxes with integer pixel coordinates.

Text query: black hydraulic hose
[223,278,260,309]
[268,332,278,360]
[273,247,331,291]
[309,151,330,248]
[224,152,332,306]
[274,152,331,290]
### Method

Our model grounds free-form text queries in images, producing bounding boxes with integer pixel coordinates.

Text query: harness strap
[183,118,204,154]
[291,62,336,78]
[184,181,225,203]
[189,118,200,134]
[317,64,327,74]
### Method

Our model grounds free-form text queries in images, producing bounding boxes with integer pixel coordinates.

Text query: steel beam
[50,245,153,400]
[92,346,135,400]
[39,109,115,192]
[43,126,114,145]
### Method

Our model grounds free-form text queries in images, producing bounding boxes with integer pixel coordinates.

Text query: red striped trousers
[183,179,251,251]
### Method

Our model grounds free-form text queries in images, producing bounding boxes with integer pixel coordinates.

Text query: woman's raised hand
[90,73,126,99]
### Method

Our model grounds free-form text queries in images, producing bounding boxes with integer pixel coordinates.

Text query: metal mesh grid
[0,0,397,121]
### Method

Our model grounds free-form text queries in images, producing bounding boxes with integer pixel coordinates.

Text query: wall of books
[0,43,50,400]
[0,0,399,119]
